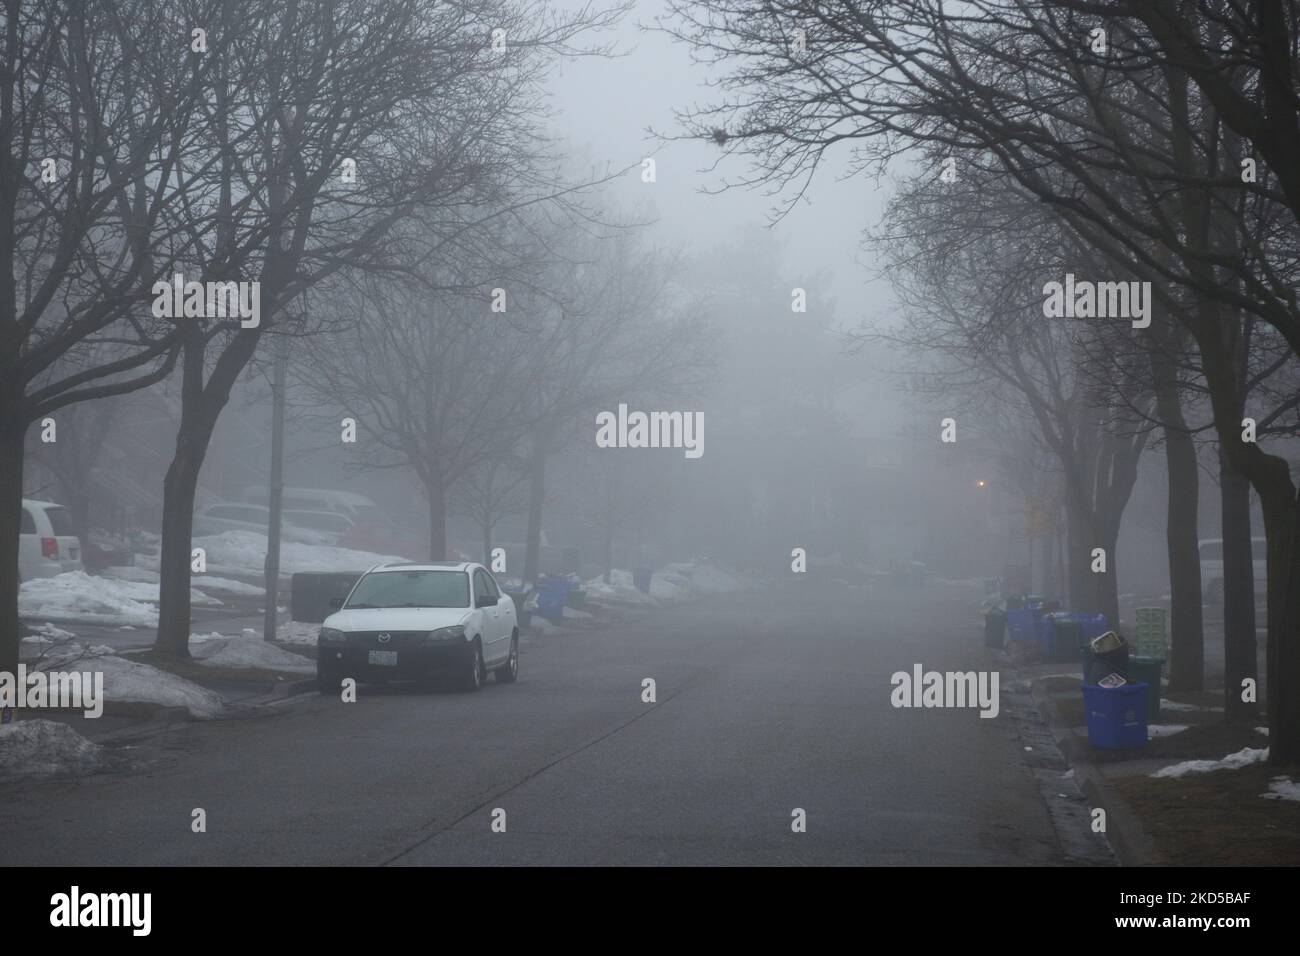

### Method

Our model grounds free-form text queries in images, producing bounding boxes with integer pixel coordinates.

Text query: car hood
[324,607,471,632]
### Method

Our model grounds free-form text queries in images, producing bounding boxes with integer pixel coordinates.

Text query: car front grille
[346,630,427,649]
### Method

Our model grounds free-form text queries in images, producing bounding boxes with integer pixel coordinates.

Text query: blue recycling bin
[534,578,572,624]
[1082,682,1148,749]
[1006,598,1046,643]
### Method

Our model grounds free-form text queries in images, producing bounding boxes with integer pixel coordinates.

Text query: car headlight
[318,627,347,643]
[425,625,466,643]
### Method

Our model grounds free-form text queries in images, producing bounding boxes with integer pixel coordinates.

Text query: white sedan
[316,561,518,693]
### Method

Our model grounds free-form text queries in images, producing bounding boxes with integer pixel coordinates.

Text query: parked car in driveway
[19,498,83,581]
[1199,536,1269,604]
[316,561,518,693]
[282,509,354,546]
[193,502,333,545]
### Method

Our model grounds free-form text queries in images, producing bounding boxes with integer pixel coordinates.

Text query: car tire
[495,632,519,684]
[461,639,485,692]
[317,669,345,695]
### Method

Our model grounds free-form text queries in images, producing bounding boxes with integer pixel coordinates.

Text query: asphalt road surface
[2,580,1069,865]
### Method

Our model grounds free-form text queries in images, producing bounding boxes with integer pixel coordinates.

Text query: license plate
[368,650,398,666]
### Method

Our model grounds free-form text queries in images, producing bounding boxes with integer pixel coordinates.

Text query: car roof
[21,498,61,509]
[369,561,475,572]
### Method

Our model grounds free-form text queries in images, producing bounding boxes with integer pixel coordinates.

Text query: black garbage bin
[1083,631,1130,685]
[632,567,652,594]
[983,609,1006,649]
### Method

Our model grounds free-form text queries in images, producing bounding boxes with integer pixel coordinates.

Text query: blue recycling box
[534,578,572,624]
[1082,682,1148,749]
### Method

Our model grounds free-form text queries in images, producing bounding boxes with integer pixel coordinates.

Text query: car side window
[483,572,501,599]
[20,508,35,534]
[473,569,490,601]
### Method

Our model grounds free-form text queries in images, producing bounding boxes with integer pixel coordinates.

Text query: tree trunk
[1220,451,1258,723]
[523,432,548,585]
[154,422,210,658]
[1261,490,1300,763]
[0,405,26,677]
[427,476,447,561]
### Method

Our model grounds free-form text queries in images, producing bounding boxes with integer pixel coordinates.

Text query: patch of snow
[1147,724,1189,738]
[1256,726,1270,736]
[30,623,78,641]
[275,620,321,645]
[101,565,159,584]
[562,605,593,619]
[0,720,103,776]
[40,650,225,718]
[1159,699,1223,713]
[190,575,262,596]
[1261,777,1300,802]
[530,616,560,634]
[1151,747,1269,779]
[20,572,160,626]
[190,635,314,674]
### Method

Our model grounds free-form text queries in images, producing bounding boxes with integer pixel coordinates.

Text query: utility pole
[263,333,288,641]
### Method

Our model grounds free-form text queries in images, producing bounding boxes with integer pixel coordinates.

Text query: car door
[474,568,509,664]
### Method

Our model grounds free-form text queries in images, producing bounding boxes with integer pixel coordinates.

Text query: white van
[19,499,83,582]
[1199,537,1268,604]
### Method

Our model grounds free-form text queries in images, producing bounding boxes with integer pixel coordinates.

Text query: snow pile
[20,572,161,626]
[190,635,314,674]
[19,571,221,627]
[1261,777,1300,803]
[0,720,103,776]
[1152,747,1269,779]
[653,561,756,601]
[1147,724,1189,739]
[583,570,655,606]
[276,620,322,645]
[173,530,405,576]
[40,650,225,719]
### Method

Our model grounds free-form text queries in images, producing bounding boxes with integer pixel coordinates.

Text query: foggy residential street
[0,583,1068,866]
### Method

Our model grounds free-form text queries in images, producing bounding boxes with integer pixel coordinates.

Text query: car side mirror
[477,594,499,608]
[329,596,344,609]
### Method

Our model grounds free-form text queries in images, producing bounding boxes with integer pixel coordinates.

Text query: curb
[1027,674,1165,866]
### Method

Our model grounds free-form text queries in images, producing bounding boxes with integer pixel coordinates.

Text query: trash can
[1040,614,1084,662]
[632,567,653,594]
[534,577,572,624]
[983,608,1006,649]
[1005,597,1045,643]
[1128,656,1164,721]
[1082,682,1148,749]
[1082,630,1130,685]
[501,586,530,631]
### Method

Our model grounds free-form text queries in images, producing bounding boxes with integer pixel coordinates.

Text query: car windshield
[344,570,469,609]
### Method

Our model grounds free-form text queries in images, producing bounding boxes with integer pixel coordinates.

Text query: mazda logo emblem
[378,633,391,643]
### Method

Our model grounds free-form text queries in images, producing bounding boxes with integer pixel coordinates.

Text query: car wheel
[461,639,484,692]
[317,669,344,695]
[495,632,519,684]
